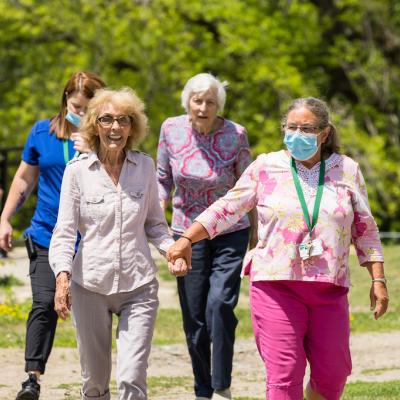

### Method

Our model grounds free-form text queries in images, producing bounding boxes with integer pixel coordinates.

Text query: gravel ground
[0,247,399,399]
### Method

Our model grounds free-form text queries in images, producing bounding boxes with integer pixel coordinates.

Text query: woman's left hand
[370,282,389,320]
[71,132,91,153]
[168,257,188,277]
[55,272,71,320]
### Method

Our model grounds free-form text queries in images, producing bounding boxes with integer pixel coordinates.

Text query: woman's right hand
[167,237,192,269]
[71,132,90,153]
[54,272,71,320]
[0,220,13,251]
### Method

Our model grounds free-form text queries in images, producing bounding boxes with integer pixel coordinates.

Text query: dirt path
[1,248,399,399]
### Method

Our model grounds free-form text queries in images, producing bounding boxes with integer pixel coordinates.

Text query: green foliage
[1,0,400,231]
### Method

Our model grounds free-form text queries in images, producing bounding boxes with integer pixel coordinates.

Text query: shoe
[214,388,232,399]
[16,373,40,400]
[195,397,212,400]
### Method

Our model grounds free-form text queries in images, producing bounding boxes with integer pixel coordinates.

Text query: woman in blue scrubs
[0,71,105,400]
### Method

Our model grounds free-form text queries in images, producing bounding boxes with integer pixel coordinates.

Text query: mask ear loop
[319,124,331,159]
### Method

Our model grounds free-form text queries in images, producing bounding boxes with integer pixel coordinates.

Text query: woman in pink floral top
[168,97,389,400]
[157,73,257,400]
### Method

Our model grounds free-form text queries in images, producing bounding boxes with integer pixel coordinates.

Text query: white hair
[181,73,228,113]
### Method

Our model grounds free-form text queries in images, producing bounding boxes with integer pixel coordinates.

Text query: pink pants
[250,281,352,400]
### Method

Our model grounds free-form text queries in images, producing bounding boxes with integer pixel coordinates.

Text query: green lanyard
[63,140,80,165]
[63,140,70,165]
[290,157,325,239]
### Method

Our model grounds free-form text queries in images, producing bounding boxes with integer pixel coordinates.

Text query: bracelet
[180,235,193,244]
[372,277,387,284]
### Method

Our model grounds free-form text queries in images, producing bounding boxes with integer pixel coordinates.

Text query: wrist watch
[372,277,387,284]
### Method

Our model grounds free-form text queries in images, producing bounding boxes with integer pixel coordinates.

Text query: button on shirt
[196,150,384,288]
[49,151,174,295]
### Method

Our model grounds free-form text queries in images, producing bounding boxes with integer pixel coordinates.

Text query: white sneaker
[213,388,232,399]
[195,397,212,400]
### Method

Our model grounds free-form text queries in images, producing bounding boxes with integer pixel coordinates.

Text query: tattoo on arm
[16,192,26,212]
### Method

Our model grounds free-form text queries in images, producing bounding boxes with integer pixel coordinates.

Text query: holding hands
[167,237,193,277]
[168,257,189,277]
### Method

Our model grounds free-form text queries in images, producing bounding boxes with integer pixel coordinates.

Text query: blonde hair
[80,87,148,152]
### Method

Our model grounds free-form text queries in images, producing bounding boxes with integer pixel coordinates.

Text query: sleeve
[156,120,174,200]
[350,164,384,265]
[21,122,40,166]
[49,164,80,276]
[145,158,175,254]
[235,127,252,178]
[195,159,259,239]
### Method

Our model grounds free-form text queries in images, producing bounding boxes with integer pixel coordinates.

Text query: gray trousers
[71,278,159,400]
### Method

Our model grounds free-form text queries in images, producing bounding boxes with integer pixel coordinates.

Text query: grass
[53,376,194,399]
[45,379,400,400]
[0,245,398,348]
[348,244,399,313]
[342,380,400,399]
[362,366,400,376]
[0,275,24,288]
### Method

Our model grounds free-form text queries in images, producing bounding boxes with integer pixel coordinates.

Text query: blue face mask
[284,130,319,161]
[65,110,82,127]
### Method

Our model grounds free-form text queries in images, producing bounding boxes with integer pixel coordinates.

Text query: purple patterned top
[157,115,252,234]
[196,150,384,287]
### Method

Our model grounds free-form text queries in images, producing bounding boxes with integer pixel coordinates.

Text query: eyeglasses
[97,115,132,128]
[283,124,322,134]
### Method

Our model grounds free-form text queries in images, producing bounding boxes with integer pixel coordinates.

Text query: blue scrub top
[22,119,75,249]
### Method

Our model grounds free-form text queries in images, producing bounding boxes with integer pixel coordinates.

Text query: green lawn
[46,378,400,400]
[0,245,398,347]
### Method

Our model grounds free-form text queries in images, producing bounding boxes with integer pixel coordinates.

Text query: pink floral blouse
[157,115,252,234]
[196,150,384,287]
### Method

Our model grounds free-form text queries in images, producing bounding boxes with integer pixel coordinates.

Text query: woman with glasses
[49,88,186,400]
[168,97,389,400]
[0,71,105,400]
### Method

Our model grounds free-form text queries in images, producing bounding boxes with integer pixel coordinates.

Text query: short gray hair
[282,97,340,157]
[181,73,228,113]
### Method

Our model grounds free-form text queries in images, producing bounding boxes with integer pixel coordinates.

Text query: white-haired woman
[49,88,187,400]
[157,73,257,400]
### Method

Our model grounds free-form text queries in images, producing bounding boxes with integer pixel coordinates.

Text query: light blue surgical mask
[284,130,319,161]
[65,110,82,127]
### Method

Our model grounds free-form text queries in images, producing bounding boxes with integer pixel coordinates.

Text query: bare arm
[248,207,258,249]
[167,221,210,269]
[0,161,39,251]
[363,261,389,320]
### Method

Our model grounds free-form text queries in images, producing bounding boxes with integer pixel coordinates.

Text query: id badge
[299,239,323,260]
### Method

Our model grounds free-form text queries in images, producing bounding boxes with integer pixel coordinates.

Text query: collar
[87,150,138,168]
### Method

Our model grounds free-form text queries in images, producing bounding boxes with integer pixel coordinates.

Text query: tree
[0,0,399,230]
